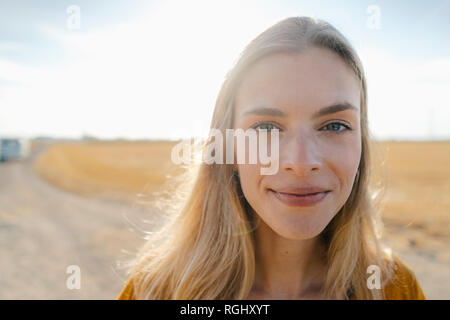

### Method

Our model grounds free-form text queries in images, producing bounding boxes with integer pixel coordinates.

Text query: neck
[250,217,328,299]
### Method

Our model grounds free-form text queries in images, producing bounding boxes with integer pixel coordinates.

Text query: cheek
[237,164,261,195]
[323,135,361,194]
[237,163,266,213]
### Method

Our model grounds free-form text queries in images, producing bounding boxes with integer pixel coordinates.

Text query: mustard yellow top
[117,255,426,300]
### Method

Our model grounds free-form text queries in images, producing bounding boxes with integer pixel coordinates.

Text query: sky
[0,0,449,140]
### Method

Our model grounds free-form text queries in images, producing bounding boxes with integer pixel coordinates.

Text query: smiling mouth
[268,189,331,207]
[271,189,330,196]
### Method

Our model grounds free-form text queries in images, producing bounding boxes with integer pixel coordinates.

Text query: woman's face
[233,47,362,240]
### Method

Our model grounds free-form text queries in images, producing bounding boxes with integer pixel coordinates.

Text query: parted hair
[122,16,394,300]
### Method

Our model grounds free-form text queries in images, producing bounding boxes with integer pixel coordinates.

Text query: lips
[268,186,331,207]
[271,186,331,196]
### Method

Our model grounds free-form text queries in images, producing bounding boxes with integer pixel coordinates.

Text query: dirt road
[0,143,155,299]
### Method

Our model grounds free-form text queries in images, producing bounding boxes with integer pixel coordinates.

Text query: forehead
[235,47,361,116]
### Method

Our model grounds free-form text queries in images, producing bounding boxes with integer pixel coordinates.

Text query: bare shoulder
[383,254,426,300]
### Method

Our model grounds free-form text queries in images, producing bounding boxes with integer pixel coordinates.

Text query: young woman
[117,16,425,300]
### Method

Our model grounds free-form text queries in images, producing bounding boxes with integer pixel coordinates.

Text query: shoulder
[382,254,426,300]
[117,276,136,300]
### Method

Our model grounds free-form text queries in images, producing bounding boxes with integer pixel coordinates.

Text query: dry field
[370,141,449,257]
[33,140,450,249]
[30,140,450,298]
[33,140,450,236]
[33,140,186,204]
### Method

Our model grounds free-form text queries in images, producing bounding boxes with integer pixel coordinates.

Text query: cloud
[2,0,448,140]
[0,0,287,139]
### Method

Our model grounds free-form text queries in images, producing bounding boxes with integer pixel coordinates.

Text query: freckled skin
[233,46,362,241]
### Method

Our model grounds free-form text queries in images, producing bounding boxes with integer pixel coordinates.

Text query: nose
[280,130,322,176]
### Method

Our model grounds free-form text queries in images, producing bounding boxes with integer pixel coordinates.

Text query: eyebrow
[242,102,358,118]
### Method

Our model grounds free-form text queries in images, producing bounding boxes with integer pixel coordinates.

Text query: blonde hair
[122,16,395,300]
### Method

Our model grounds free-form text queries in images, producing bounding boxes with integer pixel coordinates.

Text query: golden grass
[34,140,449,245]
[371,141,450,238]
[33,141,185,202]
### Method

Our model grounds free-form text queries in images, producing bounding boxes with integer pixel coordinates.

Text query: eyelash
[319,122,352,133]
[251,121,352,133]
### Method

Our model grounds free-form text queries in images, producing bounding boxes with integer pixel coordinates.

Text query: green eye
[253,122,278,131]
[322,122,351,133]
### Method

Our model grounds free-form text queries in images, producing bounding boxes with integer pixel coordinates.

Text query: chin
[270,219,328,241]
